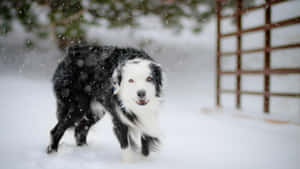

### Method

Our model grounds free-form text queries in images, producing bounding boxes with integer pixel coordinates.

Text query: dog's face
[113,59,163,109]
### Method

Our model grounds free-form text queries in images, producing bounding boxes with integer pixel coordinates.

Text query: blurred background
[0,0,237,111]
[0,0,299,118]
[0,0,300,168]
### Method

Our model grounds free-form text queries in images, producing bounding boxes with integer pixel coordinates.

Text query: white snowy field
[0,75,300,169]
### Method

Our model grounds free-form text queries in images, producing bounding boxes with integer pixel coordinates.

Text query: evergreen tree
[0,0,253,50]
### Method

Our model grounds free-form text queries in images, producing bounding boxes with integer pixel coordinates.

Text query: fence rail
[220,68,300,75]
[221,89,300,98]
[216,0,300,113]
[220,43,300,56]
[221,16,300,38]
[220,0,287,19]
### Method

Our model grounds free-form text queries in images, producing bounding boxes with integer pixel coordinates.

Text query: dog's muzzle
[136,90,149,106]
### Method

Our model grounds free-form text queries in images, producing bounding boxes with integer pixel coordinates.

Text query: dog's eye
[128,79,134,83]
[146,76,153,82]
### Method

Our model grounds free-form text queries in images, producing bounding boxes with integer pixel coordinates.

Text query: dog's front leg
[141,135,150,156]
[141,134,160,157]
[113,118,139,162]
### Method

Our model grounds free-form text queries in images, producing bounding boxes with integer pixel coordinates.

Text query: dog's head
[112,58,164,109]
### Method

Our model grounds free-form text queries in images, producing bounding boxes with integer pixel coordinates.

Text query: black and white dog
[47,45,164,162]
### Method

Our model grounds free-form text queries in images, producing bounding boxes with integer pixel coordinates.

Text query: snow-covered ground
[0,75,300,169]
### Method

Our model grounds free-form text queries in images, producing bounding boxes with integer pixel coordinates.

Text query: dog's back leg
[47,98,88,153]
[74,111,105,146]
[47,111,78,153]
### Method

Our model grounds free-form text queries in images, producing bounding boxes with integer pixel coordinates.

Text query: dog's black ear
[150,63,165,97]
[112,65,122,95]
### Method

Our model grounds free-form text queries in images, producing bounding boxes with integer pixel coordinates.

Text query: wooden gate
[216,0,300,113]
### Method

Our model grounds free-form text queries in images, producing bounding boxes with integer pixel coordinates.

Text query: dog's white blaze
[118,59,162,138]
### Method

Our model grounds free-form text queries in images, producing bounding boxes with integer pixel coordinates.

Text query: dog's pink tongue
[139,100,146,104]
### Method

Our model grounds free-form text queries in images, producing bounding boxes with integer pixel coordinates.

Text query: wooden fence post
[236,0,242,109]
[264,0,271,113]
[216,0,222,107]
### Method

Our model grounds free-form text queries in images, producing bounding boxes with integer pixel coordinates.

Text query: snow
[1,1,300,168]
[0,75,300,169]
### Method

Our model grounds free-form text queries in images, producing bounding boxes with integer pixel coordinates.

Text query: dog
[47,45,164,162]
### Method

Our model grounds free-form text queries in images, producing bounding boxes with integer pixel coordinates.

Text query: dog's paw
[76,142,88,147]
[46,145,57,154]
[121,148,140,163]
[140,154,149,161]
[75,137,87,147]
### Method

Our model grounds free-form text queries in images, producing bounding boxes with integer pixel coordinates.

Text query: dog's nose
[137,90,146,98]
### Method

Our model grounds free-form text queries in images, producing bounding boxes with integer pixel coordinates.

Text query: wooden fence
[216,0,300,113]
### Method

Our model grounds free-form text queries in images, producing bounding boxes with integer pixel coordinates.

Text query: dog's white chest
[117,106,162,138]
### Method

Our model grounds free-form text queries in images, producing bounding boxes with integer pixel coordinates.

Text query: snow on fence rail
[216,0,300,113]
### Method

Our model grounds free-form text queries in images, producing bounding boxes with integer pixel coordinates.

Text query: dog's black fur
[47,45,163,157]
